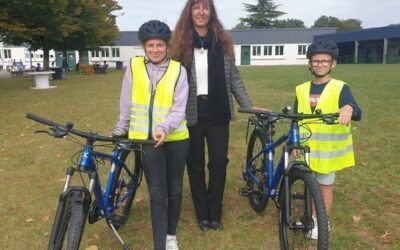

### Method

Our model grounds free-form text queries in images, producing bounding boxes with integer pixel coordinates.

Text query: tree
[232,21,251,30]
[239,0,286,29]
[0,0,121,69]
[312,15,362,32]
[275,19,305,28]
[313,15,342,28]
[340,19,362,31]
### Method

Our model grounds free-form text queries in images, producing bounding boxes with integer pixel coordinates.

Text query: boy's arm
[339,85,362,121]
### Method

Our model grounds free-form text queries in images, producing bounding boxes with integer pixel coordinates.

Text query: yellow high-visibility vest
[296,79,355,173]
[128,57,189,141]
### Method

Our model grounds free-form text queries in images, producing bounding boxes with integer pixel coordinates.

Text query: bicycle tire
[110,148,143,228]
[246,129,268,213]
[278,167,329,250]
[48,191,86,250]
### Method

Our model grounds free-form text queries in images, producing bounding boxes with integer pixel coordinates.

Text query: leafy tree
[239,0,286,29]
[313,15,342,28]
[312,15,362,32]
[340,19,362,31]
[57,0,121,56]
[0,0,121,69]
[275,19,305,28]
[232,21,250,30]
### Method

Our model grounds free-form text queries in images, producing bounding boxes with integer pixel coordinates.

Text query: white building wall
[1,41,311,68]
[234,45,241,66]
[0,44,57,69]
[250,44,309,66]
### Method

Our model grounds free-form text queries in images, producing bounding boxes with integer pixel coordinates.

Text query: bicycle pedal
[109,214,127,228]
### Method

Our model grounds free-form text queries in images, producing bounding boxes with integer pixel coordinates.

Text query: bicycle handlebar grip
[26,113,56,126]
[117,138,156,145]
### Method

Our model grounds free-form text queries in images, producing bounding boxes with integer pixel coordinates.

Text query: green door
[241,46,250,65]
[54,51,76,69]
[55,51,63,67]
[67,51,76,70]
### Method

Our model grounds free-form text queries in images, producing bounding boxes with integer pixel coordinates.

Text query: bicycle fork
[63,167,131,249]
[282,146,313,231]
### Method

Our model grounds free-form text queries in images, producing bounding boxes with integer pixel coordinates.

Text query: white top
[194,48,208,96]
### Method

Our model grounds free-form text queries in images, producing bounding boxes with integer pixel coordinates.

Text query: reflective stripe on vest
[296,79,355,173]
[128,57,189,141]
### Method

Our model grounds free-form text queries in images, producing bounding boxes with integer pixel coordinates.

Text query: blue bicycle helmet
[138,20,171,43]
[307,39,339,59]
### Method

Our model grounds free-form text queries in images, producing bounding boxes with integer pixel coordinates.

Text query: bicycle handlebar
[238,107,339,123]
[26,112,156,145]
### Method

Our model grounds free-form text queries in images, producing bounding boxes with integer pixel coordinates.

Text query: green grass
[0,65,399,249]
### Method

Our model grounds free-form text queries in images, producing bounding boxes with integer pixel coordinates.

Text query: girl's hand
[153,128,166,148]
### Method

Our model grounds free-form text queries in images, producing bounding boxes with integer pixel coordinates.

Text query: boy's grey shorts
[314,171,336,185]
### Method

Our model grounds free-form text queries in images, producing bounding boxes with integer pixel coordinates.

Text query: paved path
[0,70,12,79]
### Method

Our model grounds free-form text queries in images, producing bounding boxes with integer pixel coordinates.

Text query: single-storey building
[1,26,398,69]
[314,25,400,64]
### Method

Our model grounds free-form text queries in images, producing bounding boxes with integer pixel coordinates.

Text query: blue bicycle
[238,107,337,250]
[26,113,154,250]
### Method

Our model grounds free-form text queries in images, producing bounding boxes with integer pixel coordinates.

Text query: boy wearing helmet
[293,39,362,239]
[112,20,189,250]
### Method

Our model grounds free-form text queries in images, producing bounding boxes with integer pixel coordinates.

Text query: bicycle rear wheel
[278,167,329,250]
[48,190,87,250]
[246,129,268,213]
[110,148,143,228]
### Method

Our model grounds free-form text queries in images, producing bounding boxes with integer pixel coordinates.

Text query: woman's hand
[153,128,166,148]
[251,106,270,112]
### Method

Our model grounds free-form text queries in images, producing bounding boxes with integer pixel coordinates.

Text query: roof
[115,31,140,46]
[228,28,337,44]
[314,25,400,43]
[115,28,337,46]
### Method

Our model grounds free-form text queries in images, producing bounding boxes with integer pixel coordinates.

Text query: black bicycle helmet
[306,39,339,59]
[138,20,171,43]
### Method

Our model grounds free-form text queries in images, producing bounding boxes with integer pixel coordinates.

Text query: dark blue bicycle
[238,107,337,250]
[26,113,154,250]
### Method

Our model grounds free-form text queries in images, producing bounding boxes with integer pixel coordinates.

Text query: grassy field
[0,64,399,249]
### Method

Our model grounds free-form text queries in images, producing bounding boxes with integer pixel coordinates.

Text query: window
[252,46,261,56]
[102,48,110,57]
[264,46,272,56]
[4,49,11,58]
[112,48,120,57]
[275,46,284,56]
[92,50,100,58]
[298,45,307,55]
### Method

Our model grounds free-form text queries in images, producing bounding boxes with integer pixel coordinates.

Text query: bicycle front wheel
[48,191,87,250]
[278,167,329,250]
[110,148,143,228]
[246,129,268,213]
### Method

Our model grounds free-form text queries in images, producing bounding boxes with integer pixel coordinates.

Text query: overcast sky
[115,0,399,31]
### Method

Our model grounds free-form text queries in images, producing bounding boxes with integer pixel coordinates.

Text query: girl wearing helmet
[112,20,189,250]
[293,39,362,240]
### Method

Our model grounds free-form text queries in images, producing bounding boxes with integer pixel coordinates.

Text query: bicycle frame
[245,121,311,199]
[62,141,138,219]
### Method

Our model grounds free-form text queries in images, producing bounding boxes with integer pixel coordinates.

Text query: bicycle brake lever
[34,130,53,136]
[50,126,68,138]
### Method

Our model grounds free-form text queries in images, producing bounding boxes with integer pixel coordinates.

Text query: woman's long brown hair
[170,0,234,68]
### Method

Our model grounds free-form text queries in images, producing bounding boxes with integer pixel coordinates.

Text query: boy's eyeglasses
[310,60,332,67]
